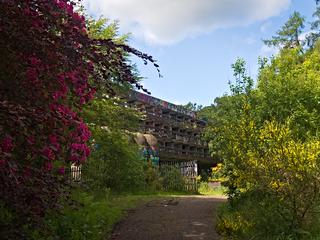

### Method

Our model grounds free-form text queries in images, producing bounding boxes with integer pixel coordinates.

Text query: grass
[198,181,227,197]
[30,184,225,240]
[37,188,193,240]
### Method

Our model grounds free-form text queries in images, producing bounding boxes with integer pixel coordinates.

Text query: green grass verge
[29,185,224,240]
[197,182,227,197]
[32,188,191,240]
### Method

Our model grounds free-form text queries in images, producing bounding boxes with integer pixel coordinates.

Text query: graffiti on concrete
[131,91,196,118]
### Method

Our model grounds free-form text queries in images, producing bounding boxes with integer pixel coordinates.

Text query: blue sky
[84,0,318,106]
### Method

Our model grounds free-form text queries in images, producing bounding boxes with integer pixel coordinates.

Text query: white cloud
[259,45,278,56]
[260,21,272,33]
[243,37,256,45]
[84,0,291,45]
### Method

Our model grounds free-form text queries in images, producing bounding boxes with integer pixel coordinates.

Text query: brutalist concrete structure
[127,91,212,169]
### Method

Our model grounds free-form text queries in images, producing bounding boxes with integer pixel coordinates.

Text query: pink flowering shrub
[0,0,158,236]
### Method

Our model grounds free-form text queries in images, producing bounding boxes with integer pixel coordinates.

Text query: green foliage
[84,129,145,192]
[263,11,305,48]
[80,17,147,194]
[217,191,292,240]
[46,190,114,240]
[200,58,255,161]
[159,165,185,191]
[143,162,163,192]
[203,40,320,238]
[210,163,225,182]
[87,17,129,43]
[218,191,320,240]
[197,182,226,196]
[257,46,320,139]
[183,102,203,112]
[311,7,320,33]
[230,58,254,95]
[216,121,320,239]
[307,7,320,48]
[86,16,143,95]
[30,189,165,240]
[83,97,141,132]
[0,200,15,239]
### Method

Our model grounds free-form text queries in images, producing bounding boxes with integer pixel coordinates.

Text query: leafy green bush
[143,162,163,192]
[218,190,320,240]
[217,190,294,239]
[159,165,185,191]
[210,163,225,182]
[83,129,146,192]
[216,121,320,239]
[29,189,162,240]
[202,42,320,239]
[44,190,115,240]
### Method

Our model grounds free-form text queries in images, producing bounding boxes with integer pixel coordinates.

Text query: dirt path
[111,196,226,240]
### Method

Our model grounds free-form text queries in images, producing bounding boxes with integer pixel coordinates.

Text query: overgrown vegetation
[0,1,160,239]
[201,4,320,238]
[159,165,186,191]
[5,0,320,239]
[28,189,186,240]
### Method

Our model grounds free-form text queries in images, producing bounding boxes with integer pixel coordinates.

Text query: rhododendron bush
[0,0,157,231]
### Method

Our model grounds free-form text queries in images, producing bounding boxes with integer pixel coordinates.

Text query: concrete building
[127,91,213,172]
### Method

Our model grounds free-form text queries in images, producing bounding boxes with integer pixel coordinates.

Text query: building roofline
[129,91,206,123]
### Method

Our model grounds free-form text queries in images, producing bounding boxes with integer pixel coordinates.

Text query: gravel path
[111,196,225,240]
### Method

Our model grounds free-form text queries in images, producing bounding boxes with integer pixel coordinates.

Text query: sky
[83,0,318,106]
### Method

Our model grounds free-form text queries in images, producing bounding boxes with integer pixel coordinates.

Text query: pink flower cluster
[41,146,55,161]
[54,0,85,24]
[48,135,60,151]
[27,135,36,145]
[49,104,77,121]
[58,166,65,175]
[70,143,90,163]
[0,136,14,167]
[68,121,91,163]
[45,162,53,171]
[1,136,14,153]
[51,69,96,106]
[52,76,69,101]
[66,69,96,105]
[24,2,95,169]
[1,0,102,175]
[48,101,93,166]
[25,56,42,87]
[76,122,91,142]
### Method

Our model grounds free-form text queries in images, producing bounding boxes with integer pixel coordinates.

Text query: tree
[183,102,203,112]
[204,45,320,237]
[0,0,158,237]
[200,58,255,166]
[307,7,320,48]
[80,16,147,192]
[257,46,320,139]
[200,95,241,159]
[263,11,305,49]
[82,96,146,192]
[217,121,320,239]
[229,58,254,95]
[86,16,146,95]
